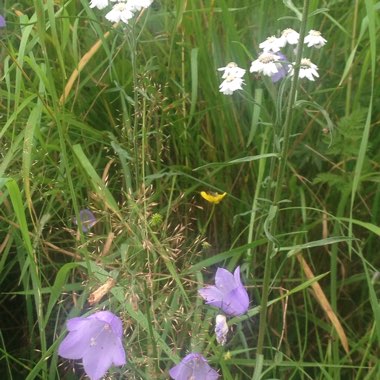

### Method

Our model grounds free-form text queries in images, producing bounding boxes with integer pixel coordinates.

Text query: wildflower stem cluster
[255,0,311,358]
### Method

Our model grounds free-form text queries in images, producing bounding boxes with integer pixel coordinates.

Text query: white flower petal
[304,30,327,48]
[105,3,134,24]
[259,36,282,52]
[218,62,246,78]
[89,0,109,9]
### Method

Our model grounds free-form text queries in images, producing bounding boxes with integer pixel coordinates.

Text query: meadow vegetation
[0,0,379,379]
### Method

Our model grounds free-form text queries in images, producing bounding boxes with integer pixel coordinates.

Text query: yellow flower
[200,191,227,204]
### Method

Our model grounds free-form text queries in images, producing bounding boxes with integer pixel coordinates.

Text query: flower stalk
[255,0,311,359]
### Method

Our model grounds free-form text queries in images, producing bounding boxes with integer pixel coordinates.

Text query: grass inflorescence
[0,0,379,379]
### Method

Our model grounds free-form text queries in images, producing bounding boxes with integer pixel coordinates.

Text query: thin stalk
[255,0,311,358]
[200,205,216,235]
[247,128,269,259]
[129,25,139,186]
[345,0,360,115]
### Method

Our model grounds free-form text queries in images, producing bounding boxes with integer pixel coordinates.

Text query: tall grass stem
[255,0,311,359]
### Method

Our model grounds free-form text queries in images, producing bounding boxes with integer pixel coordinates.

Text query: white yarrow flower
[219,75,244,95]
[279,28,300,46]
[127,0,153,11]
[105,2,134,24]
[304,30,327,48]
[215,315,229,345]
[218,62,246,79]
[89,0,109,9]
[250,52,282,77]
[290,58,319,81]
[259,35,283,53]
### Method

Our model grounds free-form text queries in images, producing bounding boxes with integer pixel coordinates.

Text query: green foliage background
[0,0,379,379]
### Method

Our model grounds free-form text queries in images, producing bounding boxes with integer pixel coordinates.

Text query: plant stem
[345,0,360,115]
[255,0,311,358]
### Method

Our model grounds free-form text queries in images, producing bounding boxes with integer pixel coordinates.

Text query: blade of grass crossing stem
[229,272,329,324]
[349,0,376,255]
[358,249,380,344]
[72,144,120,213]
[45,0,67,78]
[0,95,37,140]
[245,128,270,261]
[186,48,198,129]
[111,286,178,362]
[22,87,43,214]
[13,12,36,111]
[247,88,263,147]
[149,229,190,305]
[59,29,112,104]
[44,263,81,329]
[0,133,25,177]
[32,2,86,264]
[5,179,47,373]
[252,354,264,380]
[337,217,380,236]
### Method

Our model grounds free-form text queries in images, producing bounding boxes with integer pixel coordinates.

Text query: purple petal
[88,311,123,337]
[271,66,288,83]
[204,367,220,380]
[82,319,126,379]
[214,268,236,293]
[200,267,250,316]
[0,15,5,28]
[182,352,200,363]
[110,339,127,366]
[198,286,224,307]
[83,348,113,380]
[74,209,96,232]
[58,320,97,359]
[169,353,219,380]
[233,266,243,286]
[58,311,126,378]
[219,268,249,315]
[66,316,91,331]
[169,361,193,379]
[271,52,289,83]
[222,286,249,316]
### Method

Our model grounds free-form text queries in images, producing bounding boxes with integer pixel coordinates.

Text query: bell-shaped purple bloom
[271,52,289,83]
[169,353,219,380]
[74,209,96,232]
[0,15,5,28]
[58,311,126,380]
[198,266,249,316]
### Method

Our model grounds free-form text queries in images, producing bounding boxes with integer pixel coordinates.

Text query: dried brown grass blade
[59,29,113,105]
[88,277,116,305]
[297,254,350,354]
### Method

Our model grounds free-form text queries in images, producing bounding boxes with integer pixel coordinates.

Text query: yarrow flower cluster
[291,58,320,81]
[90,0,153,24]
[58,311,126,380]
[217,27,327,94]
[250,51,288,82]
[217,62,246,95]
[304,30,327,48]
